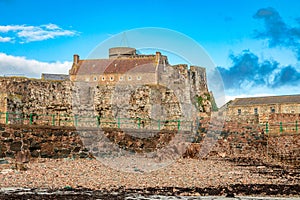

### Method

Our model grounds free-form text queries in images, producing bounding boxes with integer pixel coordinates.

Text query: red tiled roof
[71,57,157,75]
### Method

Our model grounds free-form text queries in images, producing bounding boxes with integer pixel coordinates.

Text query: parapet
[109,47,137,58]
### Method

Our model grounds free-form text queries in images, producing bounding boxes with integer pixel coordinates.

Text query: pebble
[0,158,8,164]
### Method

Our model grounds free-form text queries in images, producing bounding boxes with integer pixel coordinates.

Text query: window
[270,107,275,113]
[128,76,132,81]
[101,76,105,81]
[119,76,123,81]
[238,109,241,115]
[254,108,258,115]
[110,76,114,81]
[93,76,97,81]
[137,76,141,80]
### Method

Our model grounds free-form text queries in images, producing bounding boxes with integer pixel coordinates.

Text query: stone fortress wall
[1,47,298,167]
[0,48,214,161]
[0,48,212,129]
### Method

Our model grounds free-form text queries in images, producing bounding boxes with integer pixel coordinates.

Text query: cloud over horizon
[0,23,78,43]
[253,7,300,60]
[217,50,300,90]
[216,7,300,101]
[0,52,71,78]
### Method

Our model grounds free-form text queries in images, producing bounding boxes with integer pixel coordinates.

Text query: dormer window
[119,76,123,81]
[102,76,105,81]
[110,76,114,81]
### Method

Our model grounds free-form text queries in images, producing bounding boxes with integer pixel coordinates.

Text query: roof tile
[231,94,300,106]
[71,57,157,75]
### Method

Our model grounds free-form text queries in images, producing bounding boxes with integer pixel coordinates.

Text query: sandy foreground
[0,157,299,193]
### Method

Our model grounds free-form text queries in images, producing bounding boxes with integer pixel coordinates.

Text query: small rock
[0,169,13,174]
[2,132,10,137]
[257,166,266,169]
[64,186,73,191]
[0,158,9,164]
[225,192,235,198]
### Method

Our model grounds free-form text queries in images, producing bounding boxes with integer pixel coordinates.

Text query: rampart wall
[1,123,299,167]
[0,74,211,128]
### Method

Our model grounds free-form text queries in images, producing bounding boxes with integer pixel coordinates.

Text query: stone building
[70,47,211,127]
[0,47,212,129]
[69,47,207,90]
[226,94,300,123]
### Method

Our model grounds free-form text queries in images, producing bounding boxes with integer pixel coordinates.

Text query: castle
[0,47,212,129]
[69,47,207,89]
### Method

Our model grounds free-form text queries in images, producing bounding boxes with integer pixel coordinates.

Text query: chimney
[73,54,79,64]
[155,51,161,64]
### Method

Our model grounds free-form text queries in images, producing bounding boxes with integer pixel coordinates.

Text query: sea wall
[1,122,299,167]
[0,123,190,160]
[185,130,300,166]
[0,124,87,159]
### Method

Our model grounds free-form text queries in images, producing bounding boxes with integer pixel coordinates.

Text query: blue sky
[1,0,300,105]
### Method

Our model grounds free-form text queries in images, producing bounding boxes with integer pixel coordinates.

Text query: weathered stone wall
[185,131,300,166]
[260,113,300,124]
[73,83,190,129]
[0,76,210,130]
[0,77,73,125]
[158,64,211,120]
[0,124,87,159]
[268,134,300,166]
[1,122,299,167]
[222,113,300,135]
[0,123,191,160]
[0,92,7,113]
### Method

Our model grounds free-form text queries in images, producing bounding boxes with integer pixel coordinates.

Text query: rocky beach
[0,156,299,199]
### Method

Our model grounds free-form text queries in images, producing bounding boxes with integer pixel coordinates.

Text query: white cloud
[0,23,78,43]
[0,52,71,78]
[0,36,12,42]
[0,25,25,32]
